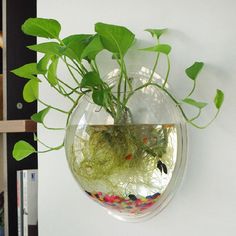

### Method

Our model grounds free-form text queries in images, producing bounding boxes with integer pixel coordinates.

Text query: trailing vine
[11,18,224,160]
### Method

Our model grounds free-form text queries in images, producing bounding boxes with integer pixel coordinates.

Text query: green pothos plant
[11,18,224,161]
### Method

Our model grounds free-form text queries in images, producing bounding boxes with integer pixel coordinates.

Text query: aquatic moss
[69,124,176,196]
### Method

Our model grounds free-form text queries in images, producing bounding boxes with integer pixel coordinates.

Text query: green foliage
[62,34,92,45]
[185,62,204,81]
[23,78,39,103]
[47,57,59,86]
[141,44,171,55]
[10,17,225,160]
[182,98,207,109]
[214,89,224,109]
[62,34,103,61]
[37,54,52,74]
[145,28,167,39]
[28,42,61,55]
[81,71,103,88]
[61,34,92,61]
[92,89,108,106]
[11,63,39,79]
[81,34,104,60]
[71,125,172,193]
[31,107,50,123]
[13,141,36,161]
[95,22,135,56]
[22,18,61,39]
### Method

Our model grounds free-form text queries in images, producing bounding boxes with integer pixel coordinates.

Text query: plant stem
[107,92,117,118]
[187,109,220,129]
[122,59,132,92]
[58,37,85,75]
[57,78,80,94]
[162,55,170,88]
[67,63,82,75]
[66,94,84,126]
[42,74,76,103]
[187,80,196,97]
[117,61,123,100]
[60,86,76,103]
[123,77,127,102]
[38,99,69,114]
[149,83,220,129]
[42,123,65,131]
[77,60,89,74]
[62,57,81,85]
[121,58,127,103]
[35,134,64,150]
[54,84,76,103]
[115,55,124,122]
[57,38,64,45]
[124,82,148,106]
[93,60,99,75]
[124,81,220,128]
[189,108,202,121]
[37,143,64,153]
[71,59,86,75]
[148,52,160,83]
[149,38,161,83]
[89,61,97,72]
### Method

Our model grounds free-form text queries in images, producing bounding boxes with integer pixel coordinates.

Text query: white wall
[37,0,236,235]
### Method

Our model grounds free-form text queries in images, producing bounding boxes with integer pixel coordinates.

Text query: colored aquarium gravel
[85,191,161,214]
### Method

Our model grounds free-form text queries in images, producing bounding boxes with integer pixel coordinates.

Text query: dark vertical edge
[5,0,37,235]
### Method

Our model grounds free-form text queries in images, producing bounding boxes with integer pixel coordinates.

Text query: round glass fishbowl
[65,66,187,222]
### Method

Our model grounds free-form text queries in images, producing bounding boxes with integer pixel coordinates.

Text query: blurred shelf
[0,120,36,133]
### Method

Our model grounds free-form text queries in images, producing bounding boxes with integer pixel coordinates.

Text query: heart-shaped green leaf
[11,63,39,79]
[182,98,208,109]
[61,34,92,61]
[185,62,204,81]
[141,44,171,55]
[47,57,59,86]
[214,89,224,109]
[92,90,103,106]
[31,107,50,123]
[22,18,61,39]
[27,42,61,55]
[13,140,36,161]
[81,34,104,60]
[95,22,135,56]
[81,71,103,88]
[62,34,92,45]
[145,28,167,39]
[37,55,52,74]
[92,89,109,106]
[23,78,39,103]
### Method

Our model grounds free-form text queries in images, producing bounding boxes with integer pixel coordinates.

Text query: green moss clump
[69,124,175,195]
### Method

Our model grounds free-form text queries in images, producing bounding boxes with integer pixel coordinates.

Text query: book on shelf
[17,171,23,236]
[17,169,38,236]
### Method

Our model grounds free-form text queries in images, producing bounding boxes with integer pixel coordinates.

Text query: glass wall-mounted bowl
[65,66,188,222]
